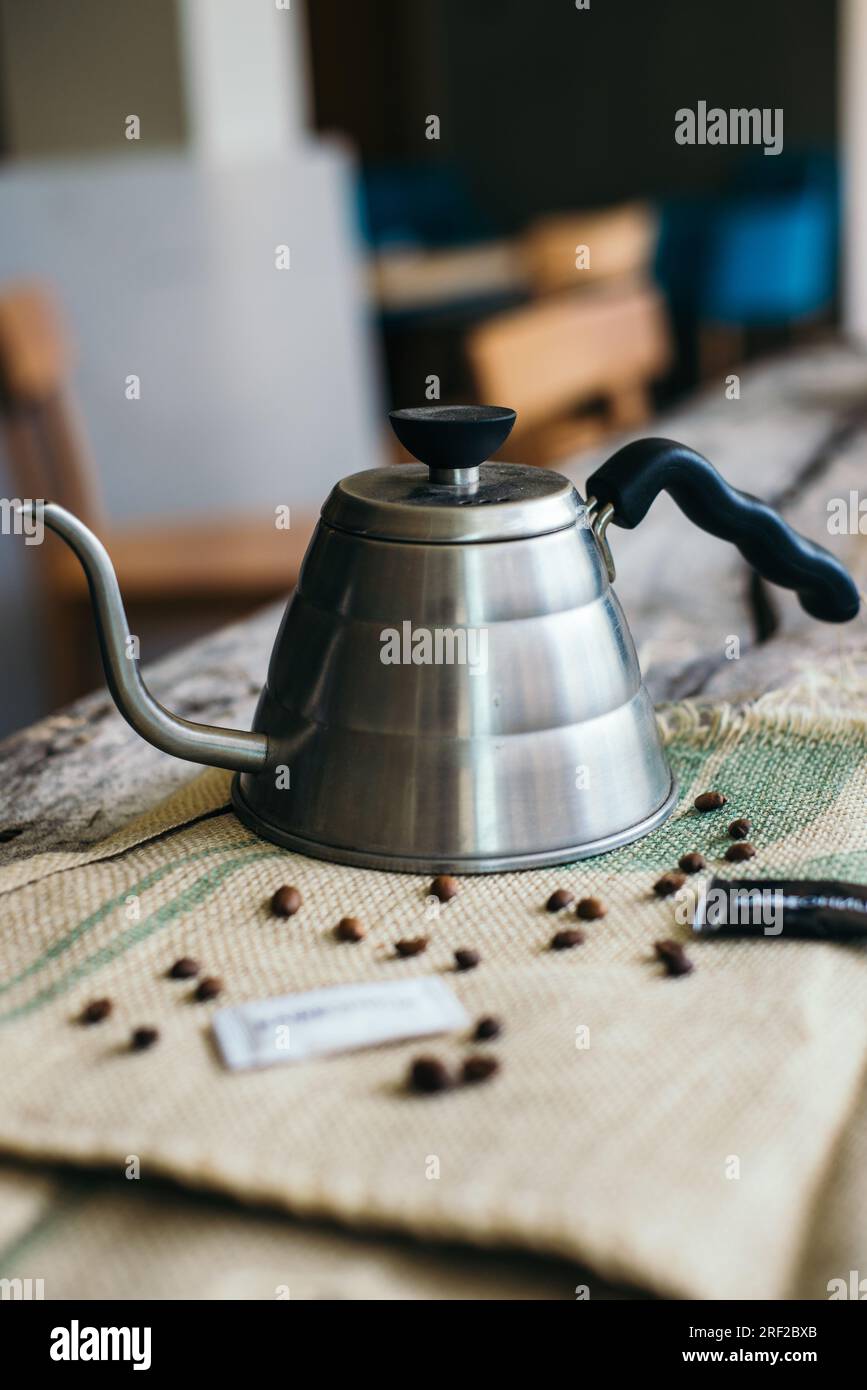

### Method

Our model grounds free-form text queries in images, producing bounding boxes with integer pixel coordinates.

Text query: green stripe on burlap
[0,719,865,1024]
[0,848,286,1024]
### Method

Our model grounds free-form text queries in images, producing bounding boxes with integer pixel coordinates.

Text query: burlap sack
[0,1162,585,1300]
[1,699,867,1300]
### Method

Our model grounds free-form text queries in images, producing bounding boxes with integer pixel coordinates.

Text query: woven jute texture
[2,699,867,1300]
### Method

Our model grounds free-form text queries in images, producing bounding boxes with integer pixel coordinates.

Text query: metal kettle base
[230,774,679,875]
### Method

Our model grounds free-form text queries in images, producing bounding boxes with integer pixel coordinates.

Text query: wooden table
[1,340,866,1298]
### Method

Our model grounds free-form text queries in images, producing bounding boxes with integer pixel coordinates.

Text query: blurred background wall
[307,0,837,220]
[0,0,380,735]
[0,0,186,155]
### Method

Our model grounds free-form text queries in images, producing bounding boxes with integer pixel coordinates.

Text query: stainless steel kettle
[23,406,859,873]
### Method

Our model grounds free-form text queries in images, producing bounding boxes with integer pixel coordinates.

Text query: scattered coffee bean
[194,976,222,1002]
[678,851,706,874]
[454,948,480,971]
[546,888,575,912]
[654,939,694,977]
[408,1056,451,1093]
[334,916,365,943]
[168,957,199,980]
[271,885,302,918]
[551,927,585,950]
[653,872,687,897]
[462,1054,500,1085]
[728,817,752,839]
[694,790,726,812]
[473,1015,501,1041]
[576,896,606,921]
[430,875,459,903]
[81,998,112,1025]
[395,937,429,958]
[130,1027,159,1051]
[725,841,756,862]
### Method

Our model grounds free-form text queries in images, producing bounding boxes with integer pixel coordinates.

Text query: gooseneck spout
[25,503,269,774]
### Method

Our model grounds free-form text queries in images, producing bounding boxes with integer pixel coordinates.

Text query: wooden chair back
[521,202,658,296]
[466,281,672,464]
[0,281,104,526]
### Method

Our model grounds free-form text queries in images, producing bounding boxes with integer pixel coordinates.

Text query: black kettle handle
[586,437,860,624]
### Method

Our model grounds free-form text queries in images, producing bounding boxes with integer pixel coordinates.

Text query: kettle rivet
[588,497,617,582]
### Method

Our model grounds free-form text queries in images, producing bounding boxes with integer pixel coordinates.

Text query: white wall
[0,149,382,735]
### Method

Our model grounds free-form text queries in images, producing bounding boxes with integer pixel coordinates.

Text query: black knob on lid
[388,405,516,485]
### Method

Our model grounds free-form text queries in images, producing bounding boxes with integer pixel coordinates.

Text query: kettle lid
[321,405,582,543]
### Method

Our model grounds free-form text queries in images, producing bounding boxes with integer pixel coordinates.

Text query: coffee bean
[551,927,585,950]
[678,852,706,874]
[576,896,606,921]
[271,885,302,918]
[653,872,686,897]
[546,888,574,912]
[395,937,428,958]
[728,818,752,839]
[334,916,365,942]
[168,957,199,980]
[430,875,459,903]
[694,790,726,812]
[473,1015,501,1041]
[81,998,112,1025]
[194,976,222,1002]
[725,841,756,862]
[462,1054,500,1085]
[408,1056,451,1093]
[131,1027,159,1051]
[454,948,480,971]
[654,939,694,977]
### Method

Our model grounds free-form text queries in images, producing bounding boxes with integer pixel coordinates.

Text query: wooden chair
[0,282,315,706]
[466,281,672,468]
[521,203,658,296]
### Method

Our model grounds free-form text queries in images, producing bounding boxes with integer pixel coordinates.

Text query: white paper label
[213,977,469,1071]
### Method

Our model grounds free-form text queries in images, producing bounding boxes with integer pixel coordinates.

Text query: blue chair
[658,152,838,326]
[357,164,495,251]
[701,189,836,324]
[655,152,838,385]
